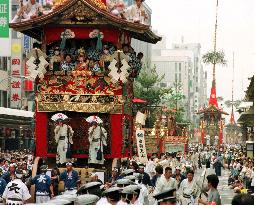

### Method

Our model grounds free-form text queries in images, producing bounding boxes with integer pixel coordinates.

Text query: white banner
[136,129,148,163]
[10,39,22,108]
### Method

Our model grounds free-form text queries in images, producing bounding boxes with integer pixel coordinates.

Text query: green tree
[134,64,171,127]
[134,64,171,106]
[202,51,227,66]
[162,81,186,123]
[202,50,227,82]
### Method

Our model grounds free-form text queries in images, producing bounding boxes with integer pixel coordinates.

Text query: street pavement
[217,168,236,205]
[195,166,236,205]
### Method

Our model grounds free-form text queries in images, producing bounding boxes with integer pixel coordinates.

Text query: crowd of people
[0,145,253,205]
[12,0,149,25]
[46,40,143,78]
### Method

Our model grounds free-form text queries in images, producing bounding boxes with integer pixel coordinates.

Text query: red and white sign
[10,39,22,108]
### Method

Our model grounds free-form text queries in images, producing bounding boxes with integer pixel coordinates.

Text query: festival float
[10,0,161,168]
[197,88,228,147]
[197,0,228,148]
[141,107,189,156]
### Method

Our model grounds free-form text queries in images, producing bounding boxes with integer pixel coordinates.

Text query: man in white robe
[54,119,74,165]
[11,0,43,23]
[2,170,31,205]
[88,121,107,165]
[124,0,149,25]
[178,170,199,205]
[154,167,178,194]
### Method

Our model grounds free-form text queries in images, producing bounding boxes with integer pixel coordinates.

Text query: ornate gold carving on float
[38,72,122,95]
[88,0,107,10]
[52,0,68,9]
[37,94,123,104]
[37,102,122,113]
[60,1,99,22]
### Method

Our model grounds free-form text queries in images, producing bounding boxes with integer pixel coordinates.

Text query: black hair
[165,167,172,173]
[207,174,219,188]
[155,165,163,175]
[131,161,139,171]
[137,52,144,58]
[106,191,121,203]
[187,170,194,175]
[65,54,73,59]
[232,194,254,205]
[86,186,102,197]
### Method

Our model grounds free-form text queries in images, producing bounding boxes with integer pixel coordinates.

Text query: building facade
[0,0,35,151]
[152,37,207,125]
[125,0,153,64]
[0,57,9,107]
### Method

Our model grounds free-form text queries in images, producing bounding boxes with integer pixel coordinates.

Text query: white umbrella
[86,115,103,124]
[51,113,68,121]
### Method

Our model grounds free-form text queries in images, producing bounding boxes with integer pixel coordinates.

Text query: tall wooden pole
[213,0,219,83]
[231,52,234,114]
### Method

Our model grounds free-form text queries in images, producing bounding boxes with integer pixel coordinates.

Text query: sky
[146,0,254,103]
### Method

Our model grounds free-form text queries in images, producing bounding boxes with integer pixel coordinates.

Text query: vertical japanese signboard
[10,39,22,108]
[136,129,148,163]
[0,0,11,56]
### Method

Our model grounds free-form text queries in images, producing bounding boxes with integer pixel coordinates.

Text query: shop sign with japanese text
[10,39,22,108]
[136,129,148,163]
[0,0,11,56]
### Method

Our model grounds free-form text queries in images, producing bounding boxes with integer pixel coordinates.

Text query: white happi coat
[138,184,149,205]
[11,1,42,23]
[2,179,31,205]
[178,178,199,205]
[145,160,156,178]
[154,175,178,195]
[124,3,149,24]
[54,124,74,164]
[88,125,107,164]
[158,159,170,173]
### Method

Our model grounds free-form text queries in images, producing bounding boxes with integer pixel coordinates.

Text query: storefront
[0,107,34,151]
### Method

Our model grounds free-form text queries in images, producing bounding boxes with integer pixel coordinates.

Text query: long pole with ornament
[212,0,219,82]
[209,0,219,107]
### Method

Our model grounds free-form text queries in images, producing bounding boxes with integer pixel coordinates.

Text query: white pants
[57,139,67,164]
[36,195,50,203]
[179,196,195,205]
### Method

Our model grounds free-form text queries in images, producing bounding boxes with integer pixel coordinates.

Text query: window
[175,63,177,72]
[179,63,181,72]
[175,73,178,82]
[196,87,198,92]
[0,57,8,71]
[179,73,182,82]
[0,91,7,107]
